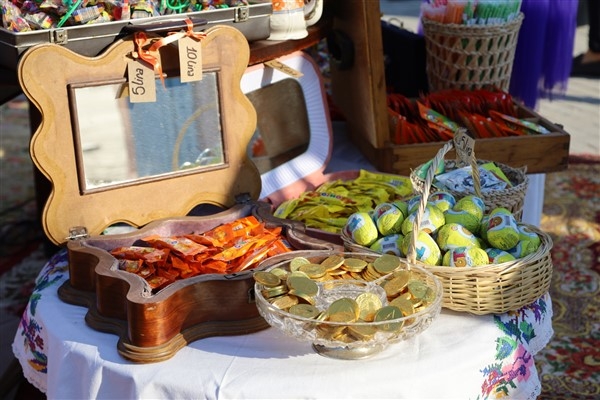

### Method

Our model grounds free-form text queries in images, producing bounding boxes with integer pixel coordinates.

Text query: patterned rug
[1,96,599,398]
[1,97,47,400]
[537,154,600,399]
[0,97,47,321]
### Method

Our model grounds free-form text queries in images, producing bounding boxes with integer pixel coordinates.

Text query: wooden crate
[348,103,570,176]
[325,3,569,176]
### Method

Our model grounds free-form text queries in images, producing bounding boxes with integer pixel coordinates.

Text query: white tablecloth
[13,249,553,399]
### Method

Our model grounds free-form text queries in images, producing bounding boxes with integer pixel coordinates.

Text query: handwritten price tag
[453,129,475,165]
[264,59,303,78]
[179,36,203,83]
[127,58,156,103]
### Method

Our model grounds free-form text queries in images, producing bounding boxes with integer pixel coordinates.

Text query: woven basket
[410,140,529,221]
[422,13,524,92]
[341,227,553,315]
[341,133,553,315]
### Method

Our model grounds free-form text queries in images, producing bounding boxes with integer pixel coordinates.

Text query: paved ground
[380,0,600,156]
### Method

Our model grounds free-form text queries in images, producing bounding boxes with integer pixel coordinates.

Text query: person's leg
[572,0,600,76]
[584,0,600,57]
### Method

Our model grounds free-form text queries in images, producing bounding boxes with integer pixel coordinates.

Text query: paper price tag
[264,59,303,78]
[453,129,475,164]
[127,59,156,103]
[179,36,203,82]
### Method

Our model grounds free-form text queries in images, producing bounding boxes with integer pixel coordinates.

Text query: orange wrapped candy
[111,216,291,292]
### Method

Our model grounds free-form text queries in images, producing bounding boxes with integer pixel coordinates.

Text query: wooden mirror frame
[18,25,260,245]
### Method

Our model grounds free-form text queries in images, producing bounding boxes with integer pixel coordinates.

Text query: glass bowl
[254,252,443,359]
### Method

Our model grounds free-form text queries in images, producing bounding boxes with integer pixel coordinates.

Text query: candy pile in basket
[388,89,551,145]
[252,252,443,359]
[340,133,553,315]
[1,0,248,32]
[410,139,529,220]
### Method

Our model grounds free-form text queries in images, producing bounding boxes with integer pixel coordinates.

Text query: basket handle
[407,128,480,265]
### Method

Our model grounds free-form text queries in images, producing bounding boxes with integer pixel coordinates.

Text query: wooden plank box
[18,25,340,363]
[349,103,570,176]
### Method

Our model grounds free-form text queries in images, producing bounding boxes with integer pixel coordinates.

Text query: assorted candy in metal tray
[0,0,248,32]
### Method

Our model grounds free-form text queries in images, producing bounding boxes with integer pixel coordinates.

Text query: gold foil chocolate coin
[327,298,359,322]
[253,271,281,287]
[271,294,299,310]
[288,270,310,279]
[382,271,409,297]
[407,280,429,300]
[269,267,288,279]
[363,263,382,281]
[261,284,288,299]
[288,290,317,306]
[298,263,327,279]
[373,254,401,274]
[288,303,321,319]
[355,292,383,322]
[347,324,378,341]
[388,297,414,316]
[423,287,436,303]
[321,255,345,271]
[287,276,319,297]
[289,256,311,272]
[342,257,368,273]
[373,305,403,332]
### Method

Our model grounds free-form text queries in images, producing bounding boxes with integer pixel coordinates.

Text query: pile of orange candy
[110,216,291,291]
[388,89,549,145]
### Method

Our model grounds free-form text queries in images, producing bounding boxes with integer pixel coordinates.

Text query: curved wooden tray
[59,201,341,363]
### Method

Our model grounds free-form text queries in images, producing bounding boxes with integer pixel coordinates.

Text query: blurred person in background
[571,0,600,77]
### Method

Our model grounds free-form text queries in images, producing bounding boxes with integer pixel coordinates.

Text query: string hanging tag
[127,31,157,103]
[176,18,206,82]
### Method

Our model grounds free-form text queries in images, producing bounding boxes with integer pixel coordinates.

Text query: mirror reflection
[246,78,310,174]
[69,72,224,191]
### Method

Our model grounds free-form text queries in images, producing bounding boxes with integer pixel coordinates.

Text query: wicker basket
[341,133,553,315]
[410,139,529,220]
[341,227,553,315]
[422,13,524,92]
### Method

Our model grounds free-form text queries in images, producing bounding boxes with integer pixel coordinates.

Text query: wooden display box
[325,1,569,177]
[18,25,340,363]
[348,103,570,176]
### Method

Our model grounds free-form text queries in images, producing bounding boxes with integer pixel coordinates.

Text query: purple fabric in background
[540,0,578,98]
[509,0,578,109]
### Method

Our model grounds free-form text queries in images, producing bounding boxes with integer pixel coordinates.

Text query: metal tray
[0,1,272,71]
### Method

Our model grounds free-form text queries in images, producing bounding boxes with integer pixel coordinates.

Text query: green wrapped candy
[345,212,378,246]
[436,223,480,251]
[401,231,442,266]
[374,202,405,236]
[486,208,519,250]
[370,234,404,256]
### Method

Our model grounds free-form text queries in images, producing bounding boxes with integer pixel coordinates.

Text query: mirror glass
[245,78,310,174]
[69,72,224,191]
